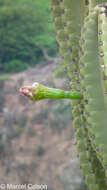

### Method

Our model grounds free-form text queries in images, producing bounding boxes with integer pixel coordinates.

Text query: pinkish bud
[20,86,32,97]
[19,82,82,101]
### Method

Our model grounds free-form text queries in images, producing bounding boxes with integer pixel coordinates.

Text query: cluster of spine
[50,2,83,174]
[50,0,107,189]
[50,0,82,86]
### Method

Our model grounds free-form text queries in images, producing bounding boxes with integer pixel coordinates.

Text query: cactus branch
[20,82,83,101]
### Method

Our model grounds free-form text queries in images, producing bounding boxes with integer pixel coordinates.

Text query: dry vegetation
[0,60,77,189]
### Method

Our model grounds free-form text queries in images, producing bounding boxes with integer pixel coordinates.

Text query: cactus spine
[50,0,107,189]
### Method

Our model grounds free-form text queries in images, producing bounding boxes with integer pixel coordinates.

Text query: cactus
[20,0,107,189]
[20,82,82,100]
[48,0,107,189]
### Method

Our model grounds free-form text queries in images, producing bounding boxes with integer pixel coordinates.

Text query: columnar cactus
[20,0,107,189]
[49,0,107,189]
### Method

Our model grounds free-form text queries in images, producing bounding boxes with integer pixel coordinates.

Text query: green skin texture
[50,5,90,189]
[81,0,89,17]
[80,7,107,189]
[49,0,107,190]
[28,84,83,101]
[50,0,82,86]
[50,0,100,189]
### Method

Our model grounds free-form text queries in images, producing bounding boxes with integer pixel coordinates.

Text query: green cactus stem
[49,0,107,189]
[20,82,83,101]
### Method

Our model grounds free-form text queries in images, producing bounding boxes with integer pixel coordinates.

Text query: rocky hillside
[0,60,86,190]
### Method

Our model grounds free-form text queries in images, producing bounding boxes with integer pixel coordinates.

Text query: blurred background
[0,0,88,189]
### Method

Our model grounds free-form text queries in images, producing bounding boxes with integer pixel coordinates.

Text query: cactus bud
[20,82,83,101]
